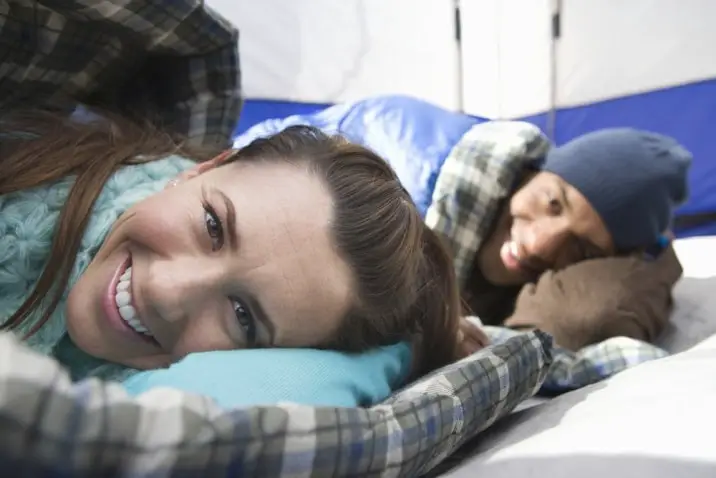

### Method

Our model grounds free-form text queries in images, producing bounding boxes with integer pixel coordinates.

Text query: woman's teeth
[115,266,152,337]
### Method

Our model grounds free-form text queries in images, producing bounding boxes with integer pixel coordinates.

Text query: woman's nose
[142,257,223,322]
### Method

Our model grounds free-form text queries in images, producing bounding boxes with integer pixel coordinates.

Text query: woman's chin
[65,304,171,371]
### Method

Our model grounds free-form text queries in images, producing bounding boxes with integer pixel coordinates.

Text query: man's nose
[521,220,570,263]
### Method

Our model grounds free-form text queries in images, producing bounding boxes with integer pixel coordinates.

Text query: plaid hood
[425,121,552,288]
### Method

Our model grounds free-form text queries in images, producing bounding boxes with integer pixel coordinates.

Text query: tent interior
[4,3,716,476]
[198,3,716,474]
[210,0,716,237]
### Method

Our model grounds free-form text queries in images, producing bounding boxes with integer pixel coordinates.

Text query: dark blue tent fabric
[234,95,481,216]
[522,78,716,238]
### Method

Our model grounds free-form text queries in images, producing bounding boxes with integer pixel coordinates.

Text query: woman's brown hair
[0,108,461,376]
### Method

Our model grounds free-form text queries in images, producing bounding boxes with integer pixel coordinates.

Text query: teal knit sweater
[0,155,195,381]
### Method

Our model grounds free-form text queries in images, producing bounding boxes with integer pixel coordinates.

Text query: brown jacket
[465,244,683,351]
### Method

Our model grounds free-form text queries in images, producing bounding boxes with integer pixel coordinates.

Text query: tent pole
[454,0,464,113]
[548,0,562,141]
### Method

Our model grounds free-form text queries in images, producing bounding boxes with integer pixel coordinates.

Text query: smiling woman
[0,109,462,380]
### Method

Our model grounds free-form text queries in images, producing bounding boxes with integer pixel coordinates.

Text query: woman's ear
[167,149,237,188]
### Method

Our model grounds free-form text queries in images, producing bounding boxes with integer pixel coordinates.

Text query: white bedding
[658,236,716,353]
[438,236,716,477]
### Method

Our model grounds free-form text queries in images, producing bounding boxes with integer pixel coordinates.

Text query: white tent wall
[207,0,716,122]
[458,0,553,120]
[208,0,716,234]
[207,0,461,110]
[459,0,716,118]
[555,0,716,111]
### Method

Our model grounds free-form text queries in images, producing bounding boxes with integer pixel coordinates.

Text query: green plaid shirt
[0,0,241,147]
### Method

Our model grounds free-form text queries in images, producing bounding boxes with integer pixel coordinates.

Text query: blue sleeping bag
[233,95,482,216]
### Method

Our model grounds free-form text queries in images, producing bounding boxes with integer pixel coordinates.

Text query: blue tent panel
[521,78,716,237]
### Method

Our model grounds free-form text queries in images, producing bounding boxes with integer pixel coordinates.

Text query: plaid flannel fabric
[0,330,551,477]
[480,323,669,393]
[424,121,551,288]
[0,0,241,147]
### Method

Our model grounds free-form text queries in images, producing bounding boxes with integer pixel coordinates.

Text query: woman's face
[478,171,614,286]
[66,158,354,370]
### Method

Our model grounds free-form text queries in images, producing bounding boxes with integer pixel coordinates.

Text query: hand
[457,317,490,358]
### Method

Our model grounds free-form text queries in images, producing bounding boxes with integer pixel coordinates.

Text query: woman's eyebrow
[216,189,239,252]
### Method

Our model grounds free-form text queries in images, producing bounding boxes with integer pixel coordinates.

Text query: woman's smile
[103,255,156,345]
[114,266,150,336]
[102,256,146,341]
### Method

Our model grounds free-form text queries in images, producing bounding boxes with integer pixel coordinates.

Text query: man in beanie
[425,122,691,355]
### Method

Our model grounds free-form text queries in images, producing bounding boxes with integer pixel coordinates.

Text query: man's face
[477,171,615,286]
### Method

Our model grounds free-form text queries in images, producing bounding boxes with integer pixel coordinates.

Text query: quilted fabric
[478,322,668,394]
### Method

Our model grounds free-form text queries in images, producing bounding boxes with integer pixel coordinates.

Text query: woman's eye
[233,300,257,346]
[203,205,224,251]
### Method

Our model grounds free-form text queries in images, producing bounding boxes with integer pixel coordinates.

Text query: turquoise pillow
[122,343,412,408]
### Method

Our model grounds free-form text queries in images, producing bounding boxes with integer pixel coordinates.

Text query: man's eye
[203,205,224,251]
[233,299,256,346]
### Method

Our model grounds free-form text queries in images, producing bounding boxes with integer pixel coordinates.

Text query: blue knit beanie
[542,128,692,251]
